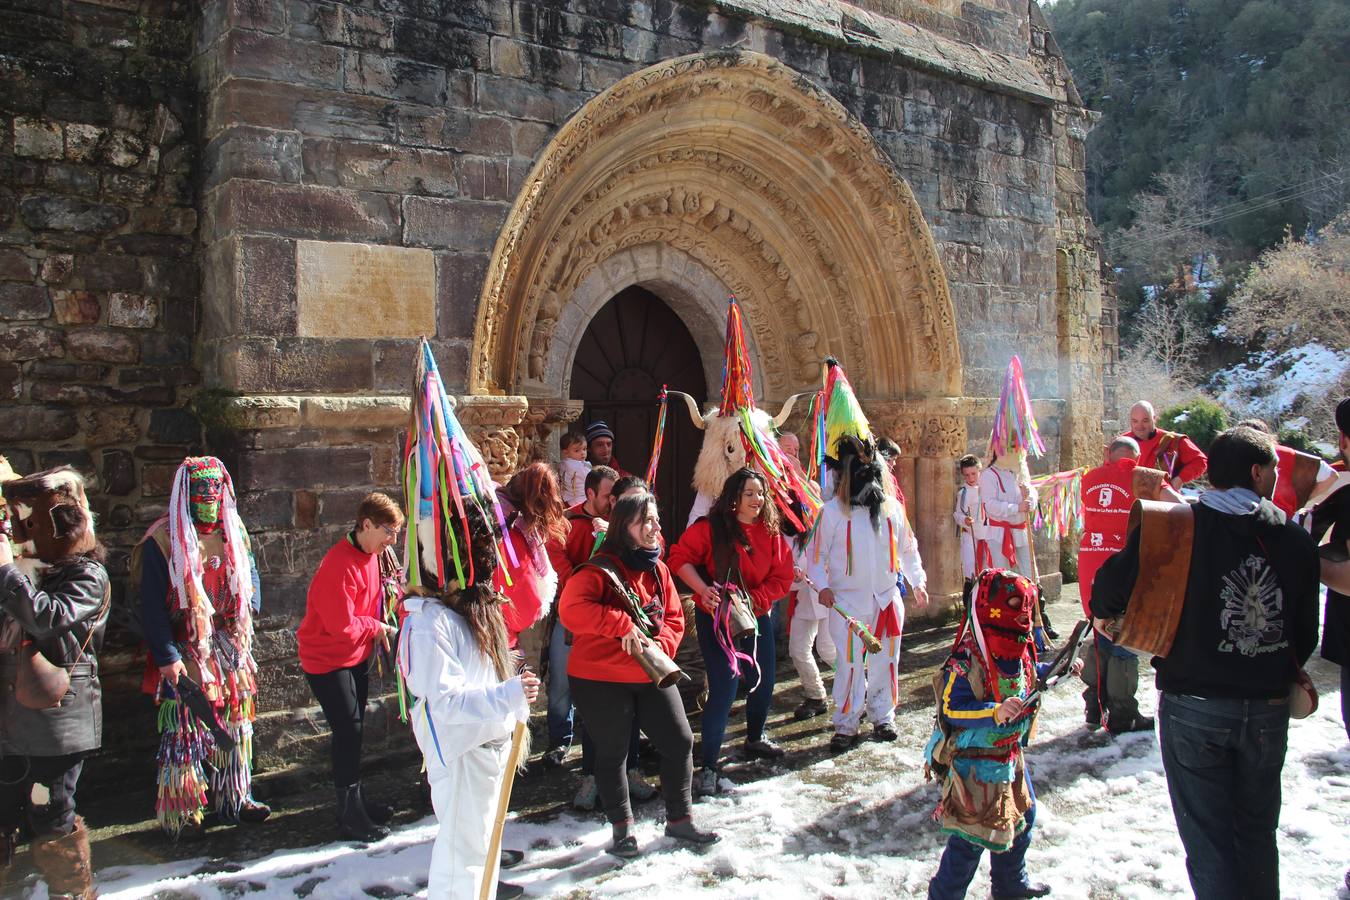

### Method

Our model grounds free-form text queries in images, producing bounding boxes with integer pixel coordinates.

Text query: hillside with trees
[1045,0,1350,449]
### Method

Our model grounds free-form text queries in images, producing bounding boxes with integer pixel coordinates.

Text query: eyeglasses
[379,525,401,539]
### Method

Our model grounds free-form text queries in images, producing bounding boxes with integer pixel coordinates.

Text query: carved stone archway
[470,50,962,402]
[468,50,972,607]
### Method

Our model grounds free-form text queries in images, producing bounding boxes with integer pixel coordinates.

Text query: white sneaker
[572,775,599,811]
[691,767,721,797]
[627,768,657,802]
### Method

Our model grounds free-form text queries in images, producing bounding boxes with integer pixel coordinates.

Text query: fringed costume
[133,456,268,838]
[925,569,1050,900]
[805,360,927,747]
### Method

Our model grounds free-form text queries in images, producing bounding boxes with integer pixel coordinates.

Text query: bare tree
[1109,164,1231,278]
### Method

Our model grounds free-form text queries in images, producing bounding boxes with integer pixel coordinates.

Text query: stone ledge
[223,393,539,431]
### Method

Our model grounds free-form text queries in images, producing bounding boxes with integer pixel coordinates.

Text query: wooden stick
[479,721,528,900]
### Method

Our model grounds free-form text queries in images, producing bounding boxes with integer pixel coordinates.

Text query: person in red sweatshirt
[494,462,568,647]
[668,468,795,795]
[540,465,617,772]
[297,492,403,842]
[559,490,719,859]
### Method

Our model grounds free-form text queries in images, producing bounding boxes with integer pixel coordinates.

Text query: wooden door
[570,286,708,541]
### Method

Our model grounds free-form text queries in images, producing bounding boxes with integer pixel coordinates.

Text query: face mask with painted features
[186,457,225,530]
[974,569,1036,660]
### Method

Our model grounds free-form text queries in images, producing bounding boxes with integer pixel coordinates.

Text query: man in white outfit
[809,435,928,751]
[976,449,1036,578]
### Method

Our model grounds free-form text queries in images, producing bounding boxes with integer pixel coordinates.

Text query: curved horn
[667,391,706,430]
[774,391,814,428]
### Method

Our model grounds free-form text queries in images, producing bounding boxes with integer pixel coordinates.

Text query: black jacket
[1313,482,1350,666]
[0,559,109,756]
[1091,499,1319,699]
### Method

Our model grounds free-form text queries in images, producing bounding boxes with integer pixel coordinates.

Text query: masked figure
[131,456,269,838]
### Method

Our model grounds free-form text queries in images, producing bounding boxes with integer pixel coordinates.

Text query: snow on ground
[72,660,1350,899]
[1211,342,1350,424]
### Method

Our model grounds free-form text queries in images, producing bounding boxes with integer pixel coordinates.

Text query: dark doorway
[570,286,708,540]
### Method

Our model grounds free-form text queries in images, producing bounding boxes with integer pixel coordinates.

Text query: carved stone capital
[453,395,530,481]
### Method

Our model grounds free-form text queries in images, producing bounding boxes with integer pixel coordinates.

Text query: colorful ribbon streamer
[1028,467,1087,539]
[990,355,1046,459]
[645,384,668,487]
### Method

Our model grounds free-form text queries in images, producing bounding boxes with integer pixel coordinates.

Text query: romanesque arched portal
[468,50,971,604]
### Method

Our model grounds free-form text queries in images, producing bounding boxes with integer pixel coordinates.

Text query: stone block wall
[0,0,207,788]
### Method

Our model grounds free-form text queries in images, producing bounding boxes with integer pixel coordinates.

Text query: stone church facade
[2,1,1103,773]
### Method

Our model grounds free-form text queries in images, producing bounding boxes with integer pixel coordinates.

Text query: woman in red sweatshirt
[668,467,794,795]
[297,492,403,842]
[494,462,567,646]
[559,490,719,859]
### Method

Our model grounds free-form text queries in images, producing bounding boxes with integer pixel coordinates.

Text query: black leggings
[0,753,85,838]
[570,676,693,827]
[305,657,371,789]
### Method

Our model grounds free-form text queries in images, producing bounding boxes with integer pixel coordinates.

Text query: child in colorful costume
[133,456,269,838]
[925,568,1052,900]
[806,359,928,751]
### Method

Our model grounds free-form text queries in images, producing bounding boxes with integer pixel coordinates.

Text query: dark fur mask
[3,467,97,563]
[830,435,885,527]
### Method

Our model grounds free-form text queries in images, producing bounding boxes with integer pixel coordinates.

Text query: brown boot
[31,816,96,899]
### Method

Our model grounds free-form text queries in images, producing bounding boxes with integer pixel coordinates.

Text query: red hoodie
[297,536,385,675]
[560,554,684,683]
[667,518,794,615]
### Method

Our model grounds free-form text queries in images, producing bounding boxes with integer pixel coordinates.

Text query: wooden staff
[479,721,528,900]
[1021,474,1047,633]
[797,571,884,654]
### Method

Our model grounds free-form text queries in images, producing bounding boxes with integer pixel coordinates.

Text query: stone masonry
[2,0,1105,782]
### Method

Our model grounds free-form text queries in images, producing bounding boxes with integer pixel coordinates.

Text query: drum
[1108,498,1195,657]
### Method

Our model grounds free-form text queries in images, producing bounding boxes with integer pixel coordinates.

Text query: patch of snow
[1211,342,1350,421]
[68,663,1350,900]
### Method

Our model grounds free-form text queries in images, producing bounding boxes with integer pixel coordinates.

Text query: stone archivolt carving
[471,50,962,401]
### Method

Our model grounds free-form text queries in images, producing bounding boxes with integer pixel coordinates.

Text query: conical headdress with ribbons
[715,297,821,531]
[403,339,516,591]
[989,355,1045,459]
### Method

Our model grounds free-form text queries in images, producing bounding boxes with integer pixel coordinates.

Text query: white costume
[807,496,926,734]
[953,482,980,580]
[400,596,530,900]
[558,457,591,508]
[686,491,713,528]
[976,464,1036,578]
[788,546,837,702]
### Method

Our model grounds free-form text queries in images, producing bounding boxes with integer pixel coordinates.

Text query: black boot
[337,783,390,842]
[363,792,394,826]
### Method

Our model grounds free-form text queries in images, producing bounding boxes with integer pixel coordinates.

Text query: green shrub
[1159,399,1227,451]
[1276,426,1330,459]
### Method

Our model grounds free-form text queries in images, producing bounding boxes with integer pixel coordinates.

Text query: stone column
[520,398,585,465]
[870,399,968,618]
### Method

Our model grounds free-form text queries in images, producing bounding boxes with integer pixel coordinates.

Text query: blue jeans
[546,618,574,748]
[1159,692,1289,899]
[695,609,776,770]
[929,773,1037,899]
